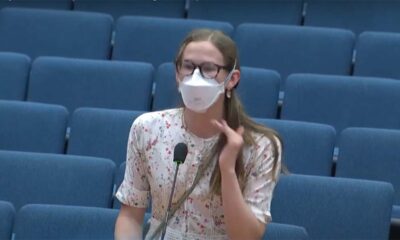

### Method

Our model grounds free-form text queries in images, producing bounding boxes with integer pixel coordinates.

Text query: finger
[212,119,234,135]
[236,126,245,136]
[211,119,224,131]
[213,119,244,140]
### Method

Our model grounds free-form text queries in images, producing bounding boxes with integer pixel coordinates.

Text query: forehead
[182,41,224,64]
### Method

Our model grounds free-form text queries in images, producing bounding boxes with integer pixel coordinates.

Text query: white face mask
[178,68,233,113]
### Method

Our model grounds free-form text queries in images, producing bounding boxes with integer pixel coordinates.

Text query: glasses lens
[180,61,195,76]
[201,62,219,79]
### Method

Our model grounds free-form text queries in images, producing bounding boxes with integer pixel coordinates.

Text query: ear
[226,69,240,90]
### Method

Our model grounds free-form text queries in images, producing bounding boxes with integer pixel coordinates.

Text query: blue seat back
[336,127,400,206]
[0,8,112,59]
[354,31,400,80]
[281,74,400,134]
[74,0,186,20]
[255,118,335,176]
[0,201,14,240]
[112,16,234,67]
[0,100,68,153]
[271,174,394,239]
[235,67,280,118]
[234,24,354,83]
[152,62,180,111]
[27,57,154,122]
[304,0,400,35]
[13,204,118,239]
[263,222,308,240]
[187,0,303,26]
[0,151,115,210]
[68,108,144,166]
[0,0,72,10]
[0,52,30,100]
[394,206,400,219]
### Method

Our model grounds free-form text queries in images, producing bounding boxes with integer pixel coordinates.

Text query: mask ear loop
[224,60,237,98]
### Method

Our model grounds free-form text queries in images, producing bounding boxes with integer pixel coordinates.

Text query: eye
[180,61,195,75]
[201,63,219,78]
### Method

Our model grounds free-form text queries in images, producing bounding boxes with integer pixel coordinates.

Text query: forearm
[221,169,265,240]
[115,205,145,240]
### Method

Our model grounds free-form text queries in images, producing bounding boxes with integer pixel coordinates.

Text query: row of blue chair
[3,68,400,152]
[3,0,400,36]
[2,98,400,176]
[0,150,115,210]
[2,7,400,83]
[0,172,394,239]
[3,54,400,129]
[0,56,280,119]
[0,200,309,240]
[187,0,400,36]
[2,101,399,220]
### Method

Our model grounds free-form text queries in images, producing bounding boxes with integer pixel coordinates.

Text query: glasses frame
[176,60,230,79]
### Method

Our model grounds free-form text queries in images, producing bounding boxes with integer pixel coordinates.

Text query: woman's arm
[220,169,266,240]
[115,204,147,240]
[212,120,266,239]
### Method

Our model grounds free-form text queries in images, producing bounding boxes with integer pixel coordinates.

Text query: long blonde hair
[175,29,282,195]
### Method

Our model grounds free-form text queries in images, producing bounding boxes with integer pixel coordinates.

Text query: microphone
[161,142,188,240]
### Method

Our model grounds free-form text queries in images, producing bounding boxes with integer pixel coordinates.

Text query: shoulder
[246,130,282,162]
[132,108,181,130]
[250,131,278,150]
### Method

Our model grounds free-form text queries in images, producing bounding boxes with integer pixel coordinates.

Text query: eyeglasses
[177,60,230,79]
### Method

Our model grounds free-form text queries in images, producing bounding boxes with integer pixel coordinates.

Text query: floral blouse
[116,108,281,239]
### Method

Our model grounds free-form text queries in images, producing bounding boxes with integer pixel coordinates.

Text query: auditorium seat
[68,108,144,166]
[74,0,186,20]
[263,222,308,240]
[281,74,400,134]
[152,62,281,119]
[336,127,400,219]
[0,52,30,100]
[0,0,72,10]
[234,24,355,85]
[112,16,234,67]
[0,100,68,153]
[0,7,112,59]
[271,174,394,239]
[0,201,14,240]
[151,63,179,111]
[255,118,335,176]
[27,57,154,122]
[304,0,400,35]
[14,204,151,240]
[187,0,303,26]
[0,150,115,210]
[13,204,118,240]
[235,67,281,118]
[394,206,400,219]
[353,31,400,80]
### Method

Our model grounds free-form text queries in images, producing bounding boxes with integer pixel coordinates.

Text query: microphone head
[173,142,188,164]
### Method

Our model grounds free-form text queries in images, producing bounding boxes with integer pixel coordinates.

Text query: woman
[115,29,282,240]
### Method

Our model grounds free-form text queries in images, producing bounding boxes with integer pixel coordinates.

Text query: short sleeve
[243,135,282,224]
[116,117,151,208]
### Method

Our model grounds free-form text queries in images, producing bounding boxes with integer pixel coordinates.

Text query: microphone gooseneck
[160,142,188,240]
